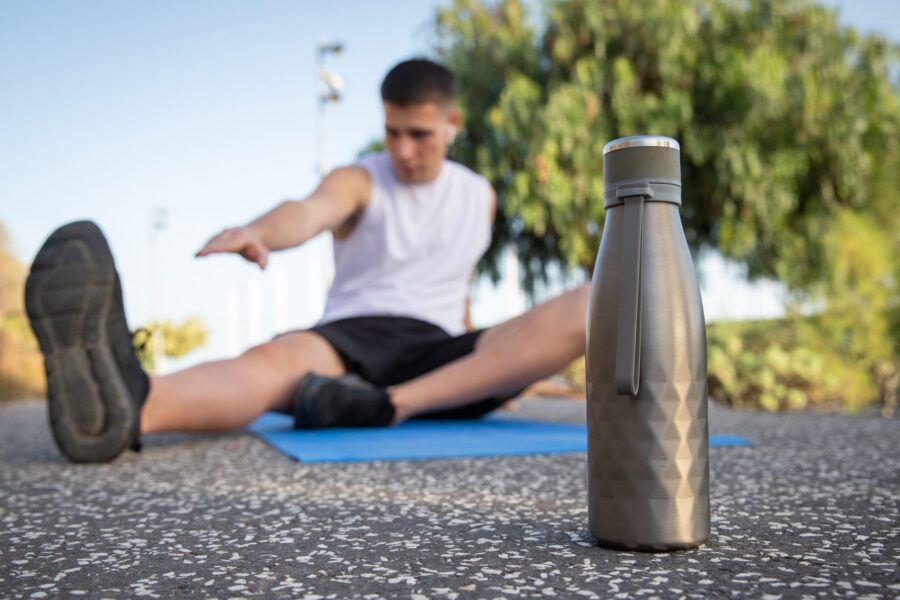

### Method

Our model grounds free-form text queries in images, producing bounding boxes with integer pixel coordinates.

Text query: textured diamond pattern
[586,203,710,551]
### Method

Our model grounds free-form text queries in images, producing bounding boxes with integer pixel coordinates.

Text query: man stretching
[25,58,589,463]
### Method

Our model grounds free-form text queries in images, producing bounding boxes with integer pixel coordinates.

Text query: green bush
[568,306,896,415]
[683,207,899,415]
[0,315,45,402]
[707,318,881,413]
[132,318,209,373]
[0,223,45,402]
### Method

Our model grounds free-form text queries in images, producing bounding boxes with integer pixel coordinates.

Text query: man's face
[383,101,459,183]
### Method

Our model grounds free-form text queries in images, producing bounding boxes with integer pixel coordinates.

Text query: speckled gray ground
[1,397,897,599]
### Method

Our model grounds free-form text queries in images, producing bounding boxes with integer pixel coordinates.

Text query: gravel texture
[0,397,897,599]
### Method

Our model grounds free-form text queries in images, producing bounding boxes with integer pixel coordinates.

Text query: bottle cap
[603,135,681,208]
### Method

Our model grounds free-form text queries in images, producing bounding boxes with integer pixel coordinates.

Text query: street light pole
[150,206,168,373]
[312,38,344,316]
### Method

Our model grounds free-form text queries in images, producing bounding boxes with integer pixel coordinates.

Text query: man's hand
[196,226,270,270]
[193,167,370,269]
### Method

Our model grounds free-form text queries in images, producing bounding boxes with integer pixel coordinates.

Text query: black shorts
[307,316,512,420]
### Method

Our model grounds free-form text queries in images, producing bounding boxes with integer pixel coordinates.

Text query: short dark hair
[380,58,457,107]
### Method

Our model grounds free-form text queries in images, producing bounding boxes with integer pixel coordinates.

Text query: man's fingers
[196,229,241,257]
[195,228,269,268]
[251,243,270,270]
[241,242,269,269]
[196,241,217,257]
[196,233,224,257]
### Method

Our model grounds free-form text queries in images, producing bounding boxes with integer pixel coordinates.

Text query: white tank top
[320,152,493,335]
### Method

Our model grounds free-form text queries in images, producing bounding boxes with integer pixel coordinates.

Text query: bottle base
[593,536,706,553]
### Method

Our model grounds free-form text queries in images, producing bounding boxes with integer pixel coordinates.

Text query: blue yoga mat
[249,412,751,463]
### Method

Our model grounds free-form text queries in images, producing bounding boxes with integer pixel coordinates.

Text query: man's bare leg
[390,284,589,421]
[140,332,345,434]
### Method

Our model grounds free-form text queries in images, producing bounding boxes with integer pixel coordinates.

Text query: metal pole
[150,206,168,373]
[315,39,326,177]
[313,38,344,314]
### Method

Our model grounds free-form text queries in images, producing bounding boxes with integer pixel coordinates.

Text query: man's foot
[292,373,395,429]
[25,221,149,463]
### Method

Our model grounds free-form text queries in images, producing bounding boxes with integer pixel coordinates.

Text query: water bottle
[586,135,709,551]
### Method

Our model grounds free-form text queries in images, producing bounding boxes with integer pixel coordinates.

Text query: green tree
[434,0,900,412]
[435,0,900,292]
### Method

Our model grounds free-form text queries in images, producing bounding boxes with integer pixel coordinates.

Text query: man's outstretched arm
[196,166,371,269]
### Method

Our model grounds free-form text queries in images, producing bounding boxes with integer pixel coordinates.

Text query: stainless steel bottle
[586,135,709,551]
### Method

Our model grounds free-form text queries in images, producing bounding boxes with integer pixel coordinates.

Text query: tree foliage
[0,223,25,320]
[0,224,43,401]
[434,0,899,412]
[434,0,900,294]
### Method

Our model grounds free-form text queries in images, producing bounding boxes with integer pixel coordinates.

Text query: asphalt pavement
[0,397,897,599]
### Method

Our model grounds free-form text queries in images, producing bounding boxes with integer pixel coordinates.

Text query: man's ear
[447,107,462,142]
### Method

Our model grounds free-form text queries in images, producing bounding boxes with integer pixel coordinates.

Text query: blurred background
[1,0,897,415]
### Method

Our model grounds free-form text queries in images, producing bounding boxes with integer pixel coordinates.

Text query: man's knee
[525,284,588,340]
[572,283,589,315]
[559,284,589,339]
[241,340,295,375]
[570,283,589,305]
[242,332,343,378]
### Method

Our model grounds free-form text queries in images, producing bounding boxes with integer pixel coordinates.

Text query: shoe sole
[25,221,139,462]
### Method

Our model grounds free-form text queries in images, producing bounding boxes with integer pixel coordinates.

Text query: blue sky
[2,0,445,365]
[1,1,896,368]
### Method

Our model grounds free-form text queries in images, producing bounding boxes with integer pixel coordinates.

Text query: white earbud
[447,125,458,144]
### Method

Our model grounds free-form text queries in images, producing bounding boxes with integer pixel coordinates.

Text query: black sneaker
[25,221,150,463]
[292,373,395,429]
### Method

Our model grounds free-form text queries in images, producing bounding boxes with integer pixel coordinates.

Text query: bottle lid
[603,135,680,156]
[602,135,682,208]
